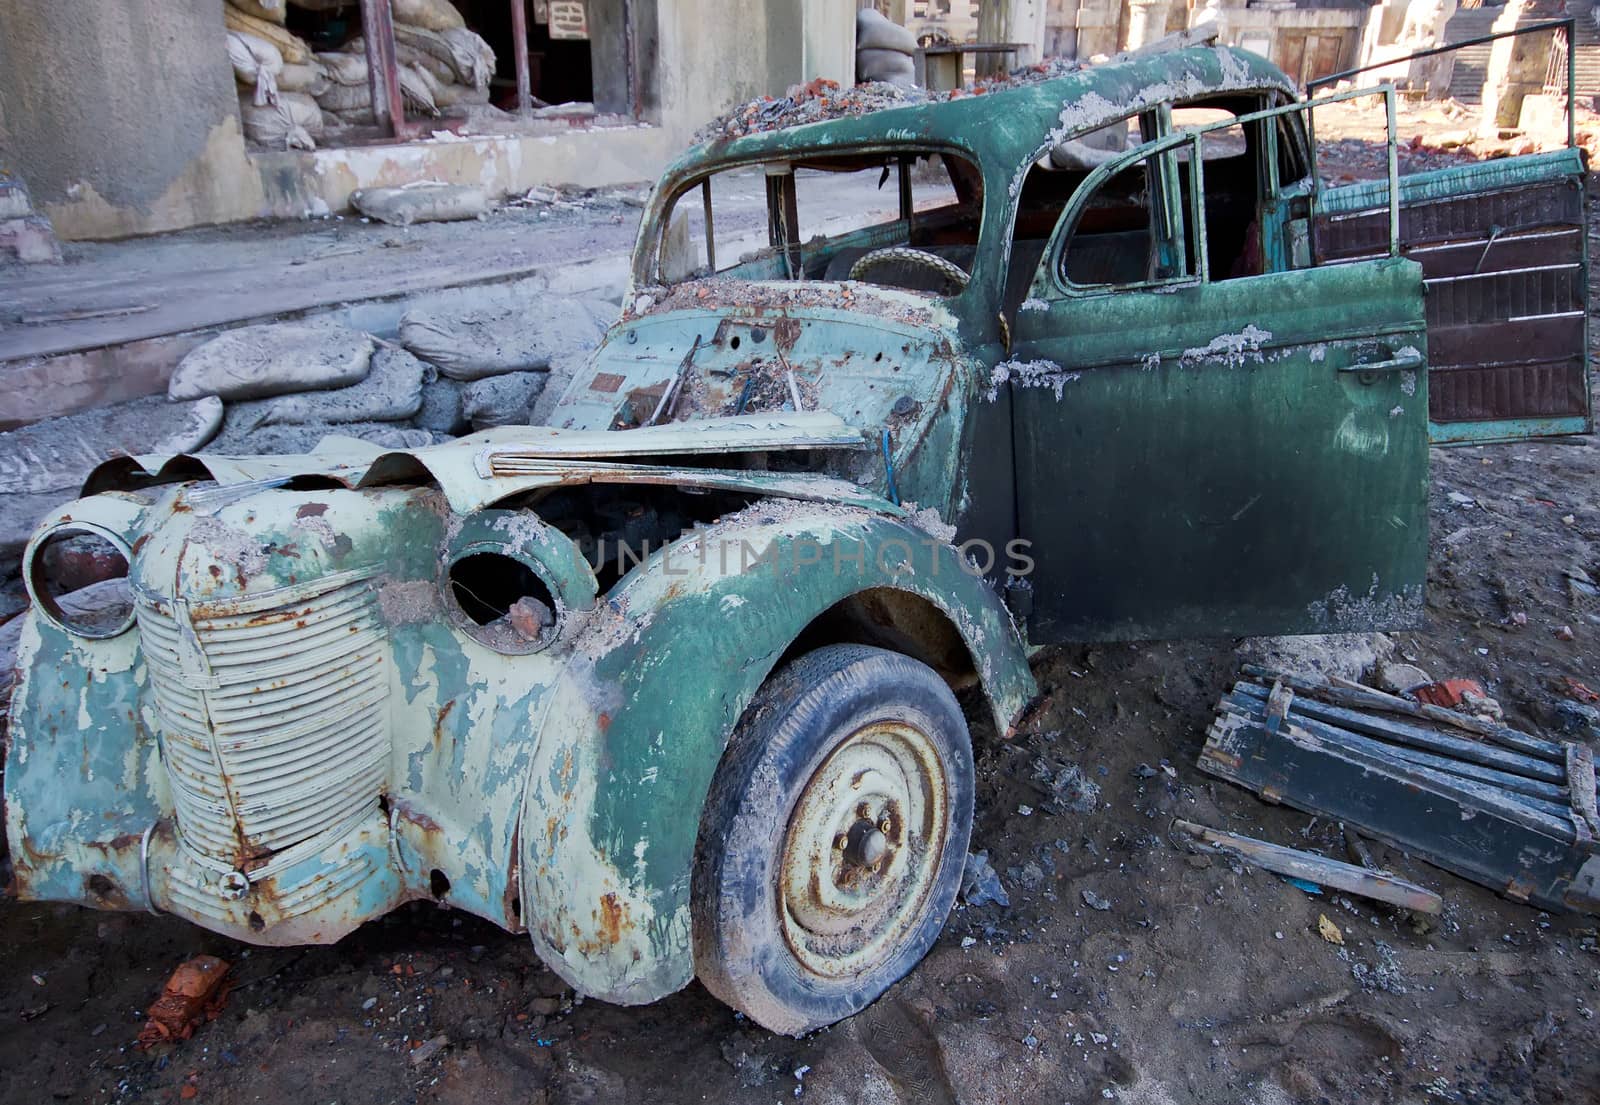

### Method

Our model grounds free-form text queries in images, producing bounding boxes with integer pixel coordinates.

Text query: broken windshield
[650,148,984,297]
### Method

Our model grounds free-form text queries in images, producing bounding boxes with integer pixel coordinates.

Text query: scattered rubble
[137,956,233,1048]
[961,850,1009,908]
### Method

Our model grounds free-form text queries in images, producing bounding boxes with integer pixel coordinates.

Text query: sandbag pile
[326,0,496,121]
[397,288,614,430]
[226,0,495,145]
[154,290,612,453]
[0,290,615,615]
[225,2,330,148]
[856,9,918,90]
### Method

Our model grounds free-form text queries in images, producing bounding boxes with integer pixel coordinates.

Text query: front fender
[519,502,1035,1004]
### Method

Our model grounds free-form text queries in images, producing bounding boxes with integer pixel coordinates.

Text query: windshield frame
[633,140,988,304]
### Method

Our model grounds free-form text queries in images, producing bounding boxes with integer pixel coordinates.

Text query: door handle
[1338,347,1424,374]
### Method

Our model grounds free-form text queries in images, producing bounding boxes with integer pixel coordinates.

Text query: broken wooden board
[1172,818,1443,913]
[1200,673,1600,914]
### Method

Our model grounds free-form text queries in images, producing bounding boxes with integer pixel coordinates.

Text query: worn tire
[692,644,973,1035]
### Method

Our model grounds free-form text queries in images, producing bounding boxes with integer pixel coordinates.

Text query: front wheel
[692,645,974,1035]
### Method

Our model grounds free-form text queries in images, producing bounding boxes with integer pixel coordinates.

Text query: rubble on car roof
[692,26,1225,144]
[694,54,1092,143]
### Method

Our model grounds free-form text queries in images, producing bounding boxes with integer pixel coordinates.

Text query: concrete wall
[0,0,851,240]
[0,0,264,240]
[656,0,776,134]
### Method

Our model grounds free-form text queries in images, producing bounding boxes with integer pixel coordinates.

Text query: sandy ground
[2,152,1599,1105]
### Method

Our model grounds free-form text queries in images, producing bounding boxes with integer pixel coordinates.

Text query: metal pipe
[1385,85,1399,258]
[511,0,532,115]
[360,0,408,139]
[1570,20,1578,150]
[1307,18,1575,96]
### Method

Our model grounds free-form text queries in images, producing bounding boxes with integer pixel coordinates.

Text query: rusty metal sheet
[1317,156,1591,440]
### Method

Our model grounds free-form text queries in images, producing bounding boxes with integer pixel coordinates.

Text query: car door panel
[1317,149,1590,442]
[1009,258,1430,643]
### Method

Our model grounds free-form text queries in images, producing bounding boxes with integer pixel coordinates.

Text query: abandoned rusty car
[3,45,1589,1035]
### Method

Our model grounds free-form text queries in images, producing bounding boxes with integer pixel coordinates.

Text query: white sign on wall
[549,0,589,39]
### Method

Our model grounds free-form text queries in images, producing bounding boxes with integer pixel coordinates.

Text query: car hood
[551,283,966,439]
[84,411,902,517]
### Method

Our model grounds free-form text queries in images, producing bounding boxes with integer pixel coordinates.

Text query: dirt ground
[2,152,1599,1105]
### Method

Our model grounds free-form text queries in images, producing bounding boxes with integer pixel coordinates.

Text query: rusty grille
[137,569,391,871]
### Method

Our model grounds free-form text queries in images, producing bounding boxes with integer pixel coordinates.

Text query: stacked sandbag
[167,322,448,454]
[238,91,325,150]
[226,3,327,144]
[342,12,496,113]
[314,51,440,122]
[228,30,284,106]
[398,289,615,431]
[856,9,918,90]
[225,5,313,62]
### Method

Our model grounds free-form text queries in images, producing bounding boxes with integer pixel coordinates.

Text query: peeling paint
[1180,324,1272,369]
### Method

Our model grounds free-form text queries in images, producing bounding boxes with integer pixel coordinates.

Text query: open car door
[1005,90,1430,643]
[1317,146,1591,444]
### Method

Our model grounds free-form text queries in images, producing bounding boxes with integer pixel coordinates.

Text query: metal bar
[1385,85,1399,258]
[1307,18,1576,94]
[702,179,715,272]
[1190,132,1206,280]
[360,0,408,139]
[781,174,802,278]
[898,156,914,239]
[1172,818,1443,913]
[511,0,533,115]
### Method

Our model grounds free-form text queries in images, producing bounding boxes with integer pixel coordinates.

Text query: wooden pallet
[1199,665,1600,914]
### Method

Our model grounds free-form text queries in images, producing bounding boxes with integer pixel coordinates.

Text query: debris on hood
[1199,664,1600,915]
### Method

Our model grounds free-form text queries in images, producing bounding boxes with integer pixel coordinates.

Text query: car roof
[667,45,1296,185]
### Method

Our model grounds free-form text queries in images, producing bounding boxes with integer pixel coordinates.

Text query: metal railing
[1306,18,1577,150]
[1546,23,1571,96]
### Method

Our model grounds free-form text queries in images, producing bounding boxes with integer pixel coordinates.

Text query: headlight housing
[24,520,136,640]
[441,510,598,655]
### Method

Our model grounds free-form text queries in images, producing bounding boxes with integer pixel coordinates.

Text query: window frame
[1028,86,1401,303]
[645,142,987,295]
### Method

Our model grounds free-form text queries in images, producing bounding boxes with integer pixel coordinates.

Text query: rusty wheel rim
[778,719,949,980]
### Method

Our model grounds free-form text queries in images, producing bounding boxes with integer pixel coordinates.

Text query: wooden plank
[1233,682,1568,783]
[1240,665,1565,760]
[1408,227,1582,279]
[1429,315,1584,369]
[511,0,533,114]
[1219,694,1572,807]
[1200,711,1595,912]
[1172,819,1443,913]
[361,0,408,137]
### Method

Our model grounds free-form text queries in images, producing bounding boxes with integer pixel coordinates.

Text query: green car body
[4,45,1587,1015]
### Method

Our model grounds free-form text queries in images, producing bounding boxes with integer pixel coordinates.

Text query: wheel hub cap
[778,720,949,979]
